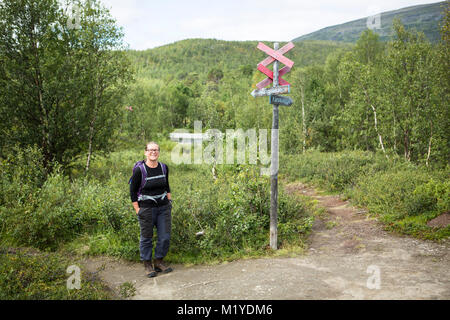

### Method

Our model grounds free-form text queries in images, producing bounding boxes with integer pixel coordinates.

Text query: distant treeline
[1,0,449,170]
[123,12,449,167]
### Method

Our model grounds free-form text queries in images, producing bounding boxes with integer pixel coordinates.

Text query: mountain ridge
[292,1,446,43]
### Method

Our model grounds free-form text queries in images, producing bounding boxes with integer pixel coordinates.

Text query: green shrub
[1,145,314,263]
[2,170,79,250]
[408,179,450,215]
[282,150,449,240]
[351,168,446,218]
[0,145,47,207]
[170,165,312,260]
[0,248,112,300]
[281,150,390,192]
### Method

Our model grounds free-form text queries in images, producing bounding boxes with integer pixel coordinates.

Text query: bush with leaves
[0,248,112,300]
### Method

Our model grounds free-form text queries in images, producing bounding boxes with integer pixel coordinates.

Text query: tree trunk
[370,104,388,159]
[85,116,96,173]
[404,129,411,161]
[300,82,306,154]
[85,77,104,173]
[426,121,433,167]
[33,33,52,171]
[363,88,388,159]
[393,112,397,153]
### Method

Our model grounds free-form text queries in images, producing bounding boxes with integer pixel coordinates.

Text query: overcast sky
[97,0,443,50]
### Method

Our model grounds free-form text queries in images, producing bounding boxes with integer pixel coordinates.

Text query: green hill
[127,39,353,80]
[292,1,446,43]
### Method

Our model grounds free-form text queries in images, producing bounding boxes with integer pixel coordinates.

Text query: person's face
[145,144,160,161]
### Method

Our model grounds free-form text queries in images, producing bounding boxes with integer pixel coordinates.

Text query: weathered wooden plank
[251,85,290,97]
[257,63,273,79]
[257,64,290,87]
[259,42,295,67]
[256,66,291,89]
[257,42,294,68]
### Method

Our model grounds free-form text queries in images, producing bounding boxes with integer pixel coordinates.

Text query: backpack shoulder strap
[138,159,147,179]
[159,162,167,176]
[130,160,146,185]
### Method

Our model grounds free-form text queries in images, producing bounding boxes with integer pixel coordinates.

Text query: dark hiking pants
[137,203,172,261]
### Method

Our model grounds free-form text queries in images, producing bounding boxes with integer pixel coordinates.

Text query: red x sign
[256,42,295,89]
[257,64,290,86]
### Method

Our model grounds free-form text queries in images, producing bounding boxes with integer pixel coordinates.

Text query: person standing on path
[130,142,173,277]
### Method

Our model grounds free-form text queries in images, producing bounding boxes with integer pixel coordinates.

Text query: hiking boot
[144,260,157,278]
[153,258,173,274]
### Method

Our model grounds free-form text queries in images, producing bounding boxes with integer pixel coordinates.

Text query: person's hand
[132,202,139,215]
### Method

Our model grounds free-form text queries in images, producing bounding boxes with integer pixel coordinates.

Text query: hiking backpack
[129,160,167,199]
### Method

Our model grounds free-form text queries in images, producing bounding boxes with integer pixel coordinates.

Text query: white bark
[426,121,433,167]
[370,103,388,159]
[301,83,306,154]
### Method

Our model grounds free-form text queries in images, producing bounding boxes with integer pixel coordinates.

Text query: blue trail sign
[269,95,293,106]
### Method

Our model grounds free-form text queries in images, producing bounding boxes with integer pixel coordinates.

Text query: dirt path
[82,182,450,300]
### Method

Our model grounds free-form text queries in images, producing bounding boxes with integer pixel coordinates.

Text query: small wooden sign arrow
[269,95,293,106]
[251,85,290,97]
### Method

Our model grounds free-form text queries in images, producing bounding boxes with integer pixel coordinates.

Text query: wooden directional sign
[269,95,293,106]
[249,42,296,251]
[256,41,295,89]
[251,85,290,98]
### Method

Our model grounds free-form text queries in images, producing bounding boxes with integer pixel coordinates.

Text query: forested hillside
[123,15,449,166]
[293,1,446,43]
[127,39,353,80]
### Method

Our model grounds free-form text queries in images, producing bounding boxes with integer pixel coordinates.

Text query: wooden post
[270,42,279,250]
[251,41,295,250]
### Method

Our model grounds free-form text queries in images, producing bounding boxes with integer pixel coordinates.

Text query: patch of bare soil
[427,212,450,228]
[81,182,450,300]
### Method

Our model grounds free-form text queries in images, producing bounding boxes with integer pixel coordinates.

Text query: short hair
[145,141,160,151]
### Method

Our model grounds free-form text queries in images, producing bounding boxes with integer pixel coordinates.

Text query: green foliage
[127,39,352,81]
[0,148,136,251]
[122,39,353,141]
[0,0,132,170]
[169,164,312,262]
[282,150,450,240]
[351,168,436,218]
[281,150,390,192]
[0,145,47,207]
[207,67,224,83]
[0,248,112,300]
[0,145,313,264]
[288,18,449,167]
[118,282,136,299]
